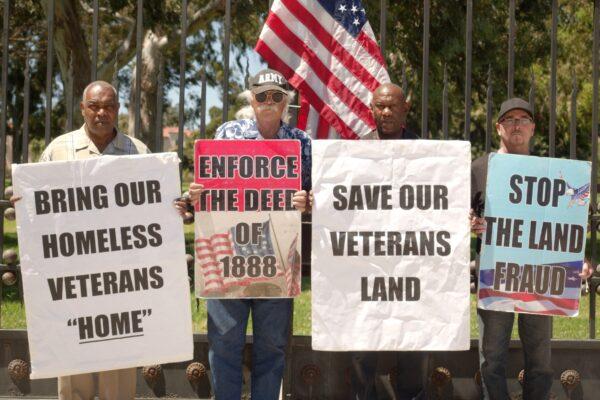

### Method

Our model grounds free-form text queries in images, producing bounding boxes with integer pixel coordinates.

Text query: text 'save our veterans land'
[478,153,591,317]
[12,153,193,379]
[311,141,471,351]
[194,140,302,299]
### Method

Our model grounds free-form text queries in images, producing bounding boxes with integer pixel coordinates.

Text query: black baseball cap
[248,68,290,94]
[498,98,534,121]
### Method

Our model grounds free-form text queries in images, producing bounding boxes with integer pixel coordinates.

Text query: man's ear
[495,122,503,136]
[404,90,412,112]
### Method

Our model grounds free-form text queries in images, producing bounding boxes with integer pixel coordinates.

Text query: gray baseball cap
[248,68,290,94]
[498,98,534,121]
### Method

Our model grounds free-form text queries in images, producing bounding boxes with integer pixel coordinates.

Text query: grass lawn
[2,219,600,339]
[3,275,600,338]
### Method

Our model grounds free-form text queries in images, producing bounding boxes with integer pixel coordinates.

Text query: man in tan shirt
[40,81,148,161]
[40,80,148,400]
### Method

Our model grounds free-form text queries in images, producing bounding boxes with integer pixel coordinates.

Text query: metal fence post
[421,0,430,139]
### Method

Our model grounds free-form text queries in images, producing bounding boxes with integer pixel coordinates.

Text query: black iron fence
[0,0,598,337]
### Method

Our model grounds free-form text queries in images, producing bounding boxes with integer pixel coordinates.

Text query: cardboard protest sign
[478,153,591,316]
[194,140,302,298]
[311,140,471,351]
[11,153,193,379]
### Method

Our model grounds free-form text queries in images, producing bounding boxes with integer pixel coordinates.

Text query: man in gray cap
[470,98,591,399]
[185,68,311,400]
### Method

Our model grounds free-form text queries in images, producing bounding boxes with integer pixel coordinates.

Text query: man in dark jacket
[363,83,418,140]
[353,83,425,400]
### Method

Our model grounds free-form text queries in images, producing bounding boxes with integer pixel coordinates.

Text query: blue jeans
[478,308,553,400]
[207,298,292,400]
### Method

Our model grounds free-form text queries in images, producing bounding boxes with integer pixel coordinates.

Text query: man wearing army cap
[186,68,311,400]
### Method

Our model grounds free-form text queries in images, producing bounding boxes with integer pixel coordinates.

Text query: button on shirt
[39,125,150,162]
[215,119,312,191]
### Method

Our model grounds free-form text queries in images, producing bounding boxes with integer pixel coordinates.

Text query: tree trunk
[47,0,92,129]
[128,31,165,151]
[42,0,223,145]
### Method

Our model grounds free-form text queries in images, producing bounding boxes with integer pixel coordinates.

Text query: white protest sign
[312,140,471,351]
[12,153,193,379]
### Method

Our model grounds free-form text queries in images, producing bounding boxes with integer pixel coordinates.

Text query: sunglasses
[254,91,286,103]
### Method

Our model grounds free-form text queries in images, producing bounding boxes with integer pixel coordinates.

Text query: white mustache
[256,104,279,112]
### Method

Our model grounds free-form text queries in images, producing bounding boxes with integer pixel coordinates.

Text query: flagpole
[268,213,288,275]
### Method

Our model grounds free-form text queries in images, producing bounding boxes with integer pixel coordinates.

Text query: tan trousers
[58,368,137,400]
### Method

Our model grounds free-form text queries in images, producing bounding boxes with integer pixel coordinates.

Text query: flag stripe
[255,40,359,139]
[479,296,576,316]
[258,27,370,135]
[478,288,579,310]
[297,96,310,131]
[256,0,388,139]
[303,105,322,138]
[280,0,384,91]
[514,306,572,317]
[356,30,387,68]
[265,12,375,125]
[291,0,389,84]
[317,117,330,139]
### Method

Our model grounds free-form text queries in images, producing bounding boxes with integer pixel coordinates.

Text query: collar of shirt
[363,126,419,140]
[73,124,130,154]
[248,120,291,140]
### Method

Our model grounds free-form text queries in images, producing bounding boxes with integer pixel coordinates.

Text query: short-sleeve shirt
[39,125,150,162]
[215,119,312,191]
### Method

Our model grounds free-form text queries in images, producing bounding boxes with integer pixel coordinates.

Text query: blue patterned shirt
[215,119,312,190]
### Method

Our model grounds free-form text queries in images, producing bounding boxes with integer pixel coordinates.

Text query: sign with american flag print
[478,153,591,316]
[193,140,302,298]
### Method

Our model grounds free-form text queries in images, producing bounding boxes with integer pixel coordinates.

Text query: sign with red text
[12,153,193,379]
[194,140,302,298]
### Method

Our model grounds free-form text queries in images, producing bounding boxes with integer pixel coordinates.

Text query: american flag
[195,233,231,293]
[559,172,591,207]
[196,220,286,295]
[478,260,582,317]
[255,0,390,139]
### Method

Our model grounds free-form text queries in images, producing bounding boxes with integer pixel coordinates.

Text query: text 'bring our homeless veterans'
[12,153,193,379]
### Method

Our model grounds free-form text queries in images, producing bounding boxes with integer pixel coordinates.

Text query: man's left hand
[173,195,191,217]
[292,190,309,212]
[580,259,594,280]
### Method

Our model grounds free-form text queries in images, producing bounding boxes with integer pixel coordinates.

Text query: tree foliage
[1,0,266,152]
[366,0,596,160]
[0,0,598,164]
